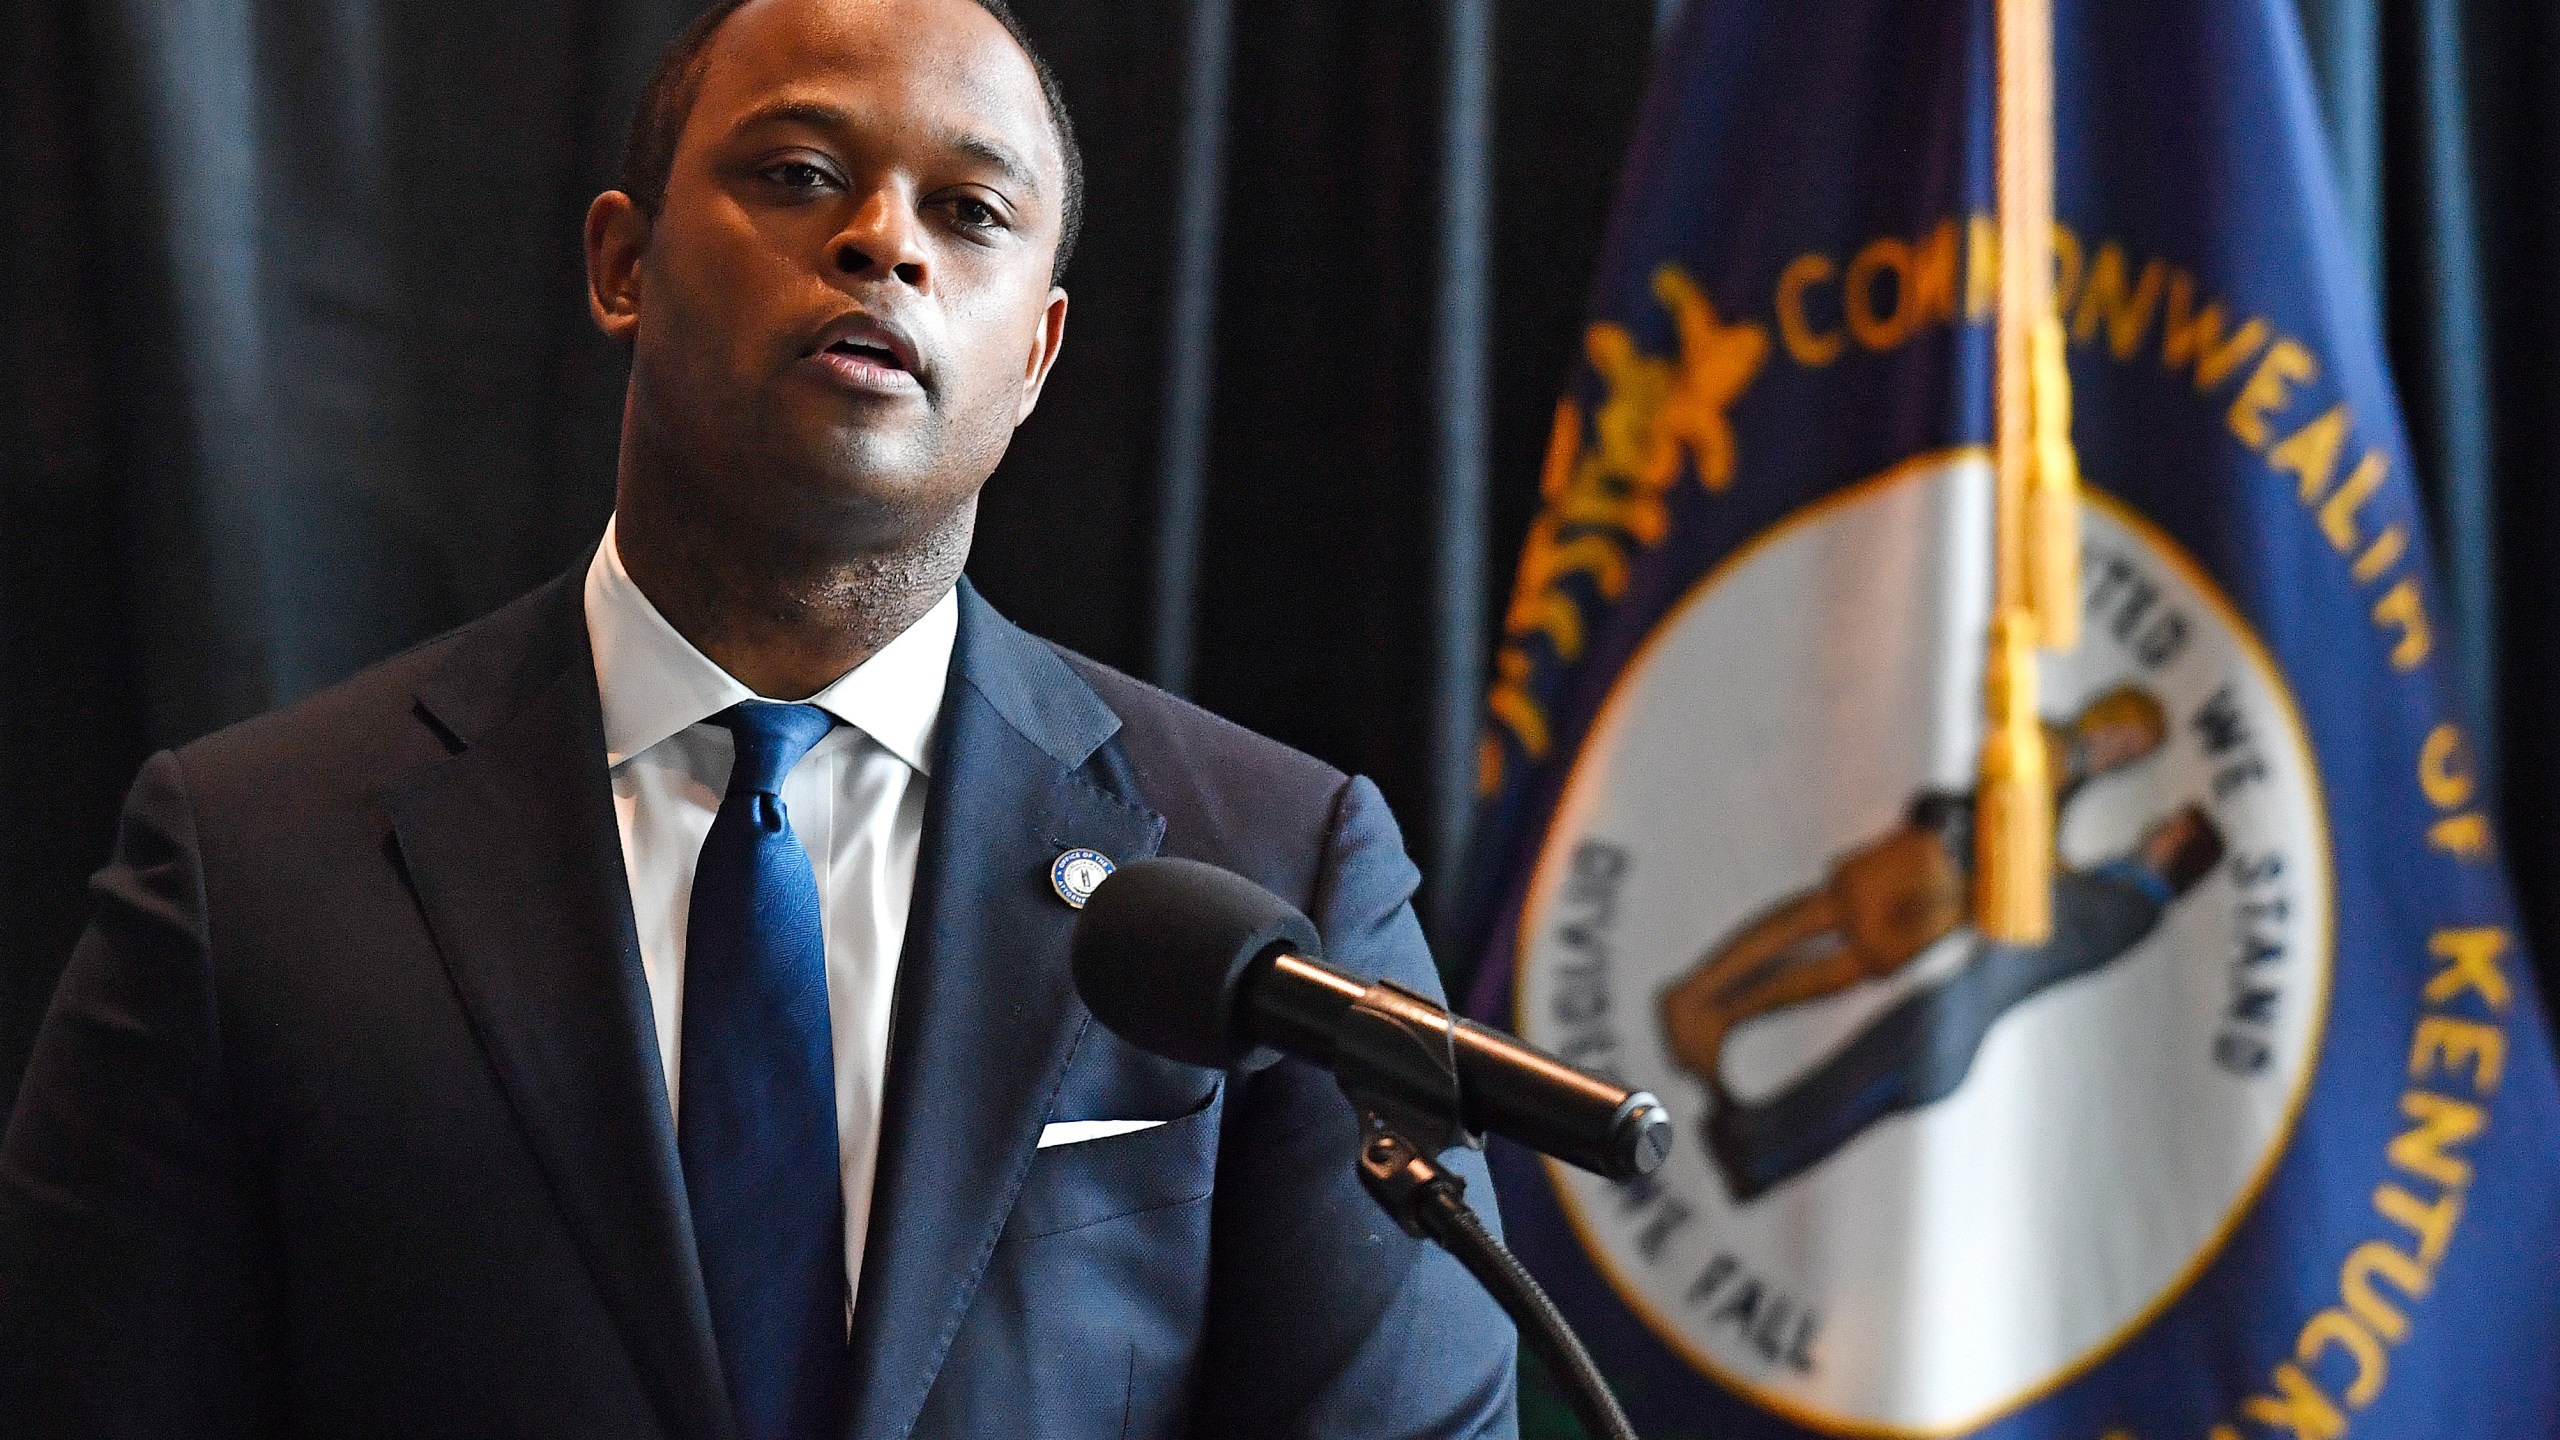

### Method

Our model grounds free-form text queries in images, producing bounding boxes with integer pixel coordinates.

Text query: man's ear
[586,191,650,343]
[1015,287,1071,423]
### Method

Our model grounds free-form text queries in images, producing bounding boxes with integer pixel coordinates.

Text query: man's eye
[948,197,1004,231]
[761,161,837,192]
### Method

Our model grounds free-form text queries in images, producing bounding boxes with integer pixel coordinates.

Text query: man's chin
[741,446,965,547]
[805,435,941,501]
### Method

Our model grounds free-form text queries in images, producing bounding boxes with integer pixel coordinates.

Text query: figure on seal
[1660,685,2225,1201]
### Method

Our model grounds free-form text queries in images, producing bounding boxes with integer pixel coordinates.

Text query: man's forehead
[694,0,1055,156]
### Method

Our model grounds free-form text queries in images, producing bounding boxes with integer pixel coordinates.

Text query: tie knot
[713,702,837,797]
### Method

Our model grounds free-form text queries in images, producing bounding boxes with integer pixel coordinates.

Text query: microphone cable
[1406,1175,1637,1440]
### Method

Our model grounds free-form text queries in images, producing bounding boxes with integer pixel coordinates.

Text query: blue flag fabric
[1463,2,2560,1437]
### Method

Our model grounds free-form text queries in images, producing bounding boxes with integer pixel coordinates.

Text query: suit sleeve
[1190,775,1518,1440]
[0,751,283,1436]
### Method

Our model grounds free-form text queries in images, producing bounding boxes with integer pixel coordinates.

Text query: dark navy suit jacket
[0,570,1517,1439]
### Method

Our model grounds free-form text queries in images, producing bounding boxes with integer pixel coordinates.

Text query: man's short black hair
[620,0,1084,282]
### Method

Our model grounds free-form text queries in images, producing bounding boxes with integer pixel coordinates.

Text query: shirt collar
[584,515,957,776]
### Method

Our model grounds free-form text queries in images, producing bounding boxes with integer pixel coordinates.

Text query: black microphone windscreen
[1070,857,1321,1069]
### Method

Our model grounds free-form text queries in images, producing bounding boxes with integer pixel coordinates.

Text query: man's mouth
[807,314,925,396]
[827,337,902,365]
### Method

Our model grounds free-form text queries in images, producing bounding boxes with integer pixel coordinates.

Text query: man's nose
[830,189,929,289]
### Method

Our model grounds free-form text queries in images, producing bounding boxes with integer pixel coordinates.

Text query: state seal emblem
[1510,453,2332,1435]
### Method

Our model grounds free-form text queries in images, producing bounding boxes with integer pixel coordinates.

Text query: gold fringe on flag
[1976,608,2052,941]
[1976,0,2080,944]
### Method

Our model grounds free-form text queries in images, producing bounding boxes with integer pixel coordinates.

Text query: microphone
[1070,856,1671,1181]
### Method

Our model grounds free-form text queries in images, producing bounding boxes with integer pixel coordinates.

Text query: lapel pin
[1051,848,1115,909]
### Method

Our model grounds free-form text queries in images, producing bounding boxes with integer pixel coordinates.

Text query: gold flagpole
[1976,0,2080,944]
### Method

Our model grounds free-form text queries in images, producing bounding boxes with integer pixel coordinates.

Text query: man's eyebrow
[947,132,1040,197]
[732,97,858,136]
[729,99,1043,198]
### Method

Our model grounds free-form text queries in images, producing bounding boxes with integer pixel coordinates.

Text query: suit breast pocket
[936,1067,1225,1438]
[1004,1080,1222,1244]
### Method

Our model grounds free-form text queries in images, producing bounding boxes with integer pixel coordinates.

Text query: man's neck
[612,496,969,702]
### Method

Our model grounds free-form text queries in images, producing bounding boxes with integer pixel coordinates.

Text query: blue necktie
[680,702,846,1440]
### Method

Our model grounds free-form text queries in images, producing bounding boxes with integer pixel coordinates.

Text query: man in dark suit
[0,0,1518,1434]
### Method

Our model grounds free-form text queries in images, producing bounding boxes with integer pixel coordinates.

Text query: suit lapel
[843,586,1164,1440]
[388,574,735,1440]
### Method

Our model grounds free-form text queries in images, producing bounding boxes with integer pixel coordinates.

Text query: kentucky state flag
[1462,1,2560,1437]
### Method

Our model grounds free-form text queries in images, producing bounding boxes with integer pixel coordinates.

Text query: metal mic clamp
[1334,980,1477,1162]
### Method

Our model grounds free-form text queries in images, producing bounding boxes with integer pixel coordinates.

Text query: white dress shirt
[582,517,957,1313]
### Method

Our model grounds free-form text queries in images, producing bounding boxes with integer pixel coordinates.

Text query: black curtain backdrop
[4,0,2555,1140]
